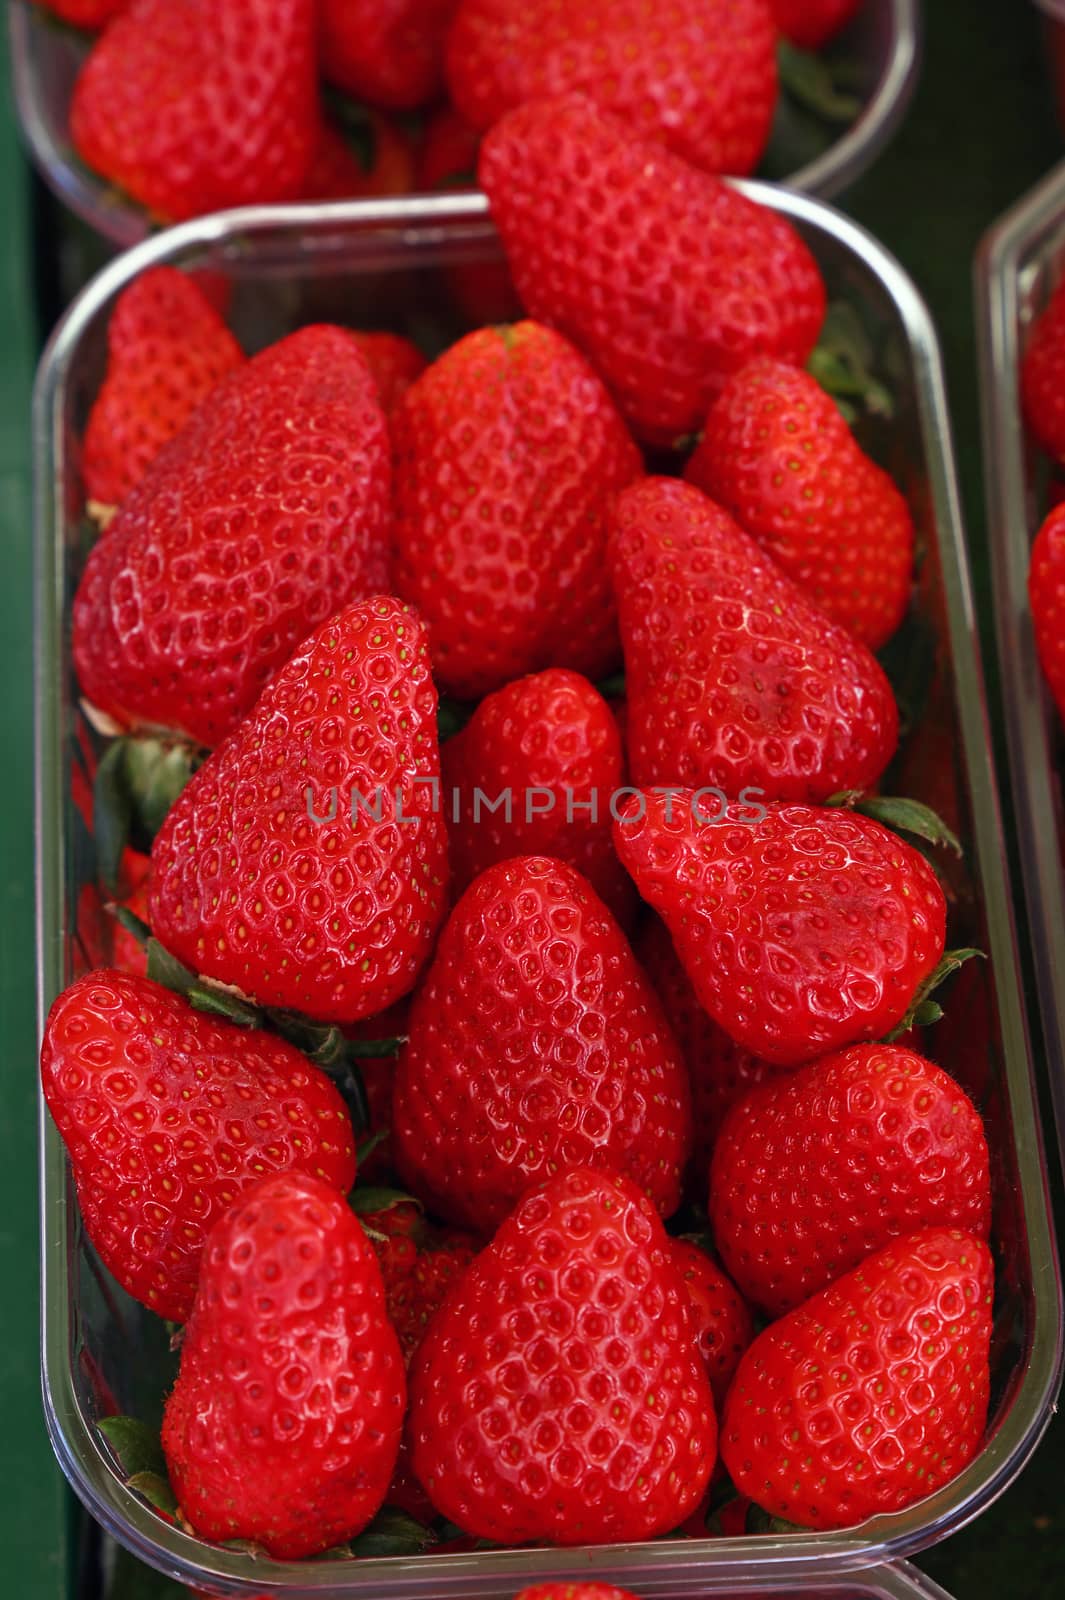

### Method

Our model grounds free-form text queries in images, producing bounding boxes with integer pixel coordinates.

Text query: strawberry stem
[108,904,151,946]
[884,948,984,1040]
[808,301,894,421]
[777,42,862,124]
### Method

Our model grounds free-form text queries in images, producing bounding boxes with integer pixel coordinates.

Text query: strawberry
[478,94,825,446]
[608,477,898,800]
[81,268,243,510]
[685,359,915,651]
[441,668,634,924]
[672,1239,753,1409]
[1023,273,1065,463]
[73,326,390,749]
[613,794,947,1068]
[34,0,129,28]
[720,1228,993,1529]
[349,332,427,416]
[392,321,640,698]
[416,103,481,189]
[149,597,450,1025]
[516,1589,641,1600]
[448,0,777,177]
[162,1171,405,1557]
[635,916,778,1177]
[769,0,863,49]
[355,1194,477,1362]
[40,971,356,1322]
[1029,503,1065,722]
[408,1166,716,1542]
[710,1043,991,1317]
[320,0,457,109]
[299,116,417,201]
[392,856,691,1232]
[70,0,319,224]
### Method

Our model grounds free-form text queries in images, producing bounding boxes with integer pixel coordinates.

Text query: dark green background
[2,2,1064,1594]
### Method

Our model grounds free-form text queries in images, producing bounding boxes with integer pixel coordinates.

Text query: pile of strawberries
[38,0,866,221]
[43,59,996,1581]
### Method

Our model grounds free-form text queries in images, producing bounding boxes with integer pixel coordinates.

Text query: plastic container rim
[34,187,1063,1597]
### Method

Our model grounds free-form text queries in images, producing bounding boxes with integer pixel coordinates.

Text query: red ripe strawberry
[710,1043,991,1317]
[1029,504,1065,722]
[392,321,640,698]
[392,856,691,1232]
[408,1166,716,1542]
[34,1,129,29]
[635,916,778,1176]
[81,268,243,510]
[299,116,417,201]
[769,0,862,49]
[162,1171,405,1557]
[609,477,898,800]
[349,332,427,416]
[73,326,390,748]
[357,1195,477,1362]
[441,668,634,923]
[720,1228,993,1529]
[40,971,356,1322]
[150,597,450,1025]
[672,1239,753,1409]
[516,1589,641,1600]
[70,0,319,223]
[320,0,457,109]
[448,0,777,177]
[478,94,825,446]
[613,794,947,1068]
[1023,276,1065,462]
[685,359,915,651]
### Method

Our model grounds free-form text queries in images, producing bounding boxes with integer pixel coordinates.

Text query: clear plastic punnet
[36,191,1062,1597]
[9,0,921,249]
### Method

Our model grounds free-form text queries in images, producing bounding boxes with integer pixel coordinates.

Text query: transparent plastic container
[9,0,921,252]
[976,155,1065,1172]
[36,192,1062,1597]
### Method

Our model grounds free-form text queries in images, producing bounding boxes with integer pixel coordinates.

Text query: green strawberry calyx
[776,42,862,125]
[97,1416,177,1519]
[137,936,407,1132]
[92,732,204,895]
[827,791,963,857]
[884,947,985,1040]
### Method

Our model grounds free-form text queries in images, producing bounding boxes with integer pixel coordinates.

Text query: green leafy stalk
[827,792,963,857]
[349,1508,437,1558]
[92,735,202,894]
[808,300,895,421]
[884,948,985,1040]
[777,41,863,123]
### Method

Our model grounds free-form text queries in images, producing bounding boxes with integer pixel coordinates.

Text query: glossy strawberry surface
[441,668,633,922]
[320,0,457,109]
[82,268,244,509]
[393,856,691,1231]
[1023,274,1065,463]
[635,915,778,1178]
[1029,503,1065,724]
[710,1043,991,1315]
[447,0,777,176]
[150,597,449,1024]
[720,1229,993,1529]
[408,1166,716,1543]
[672,1239,753,1409]
[614,794,947,1067]
[686,358,915,650]
[41,972,356,1322]
[71,0,318,222]
[608,477,899,800]
[479,95,825,445]
[73,326,391,748]
[391,321,640,698]
[163,1172,405,1557]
